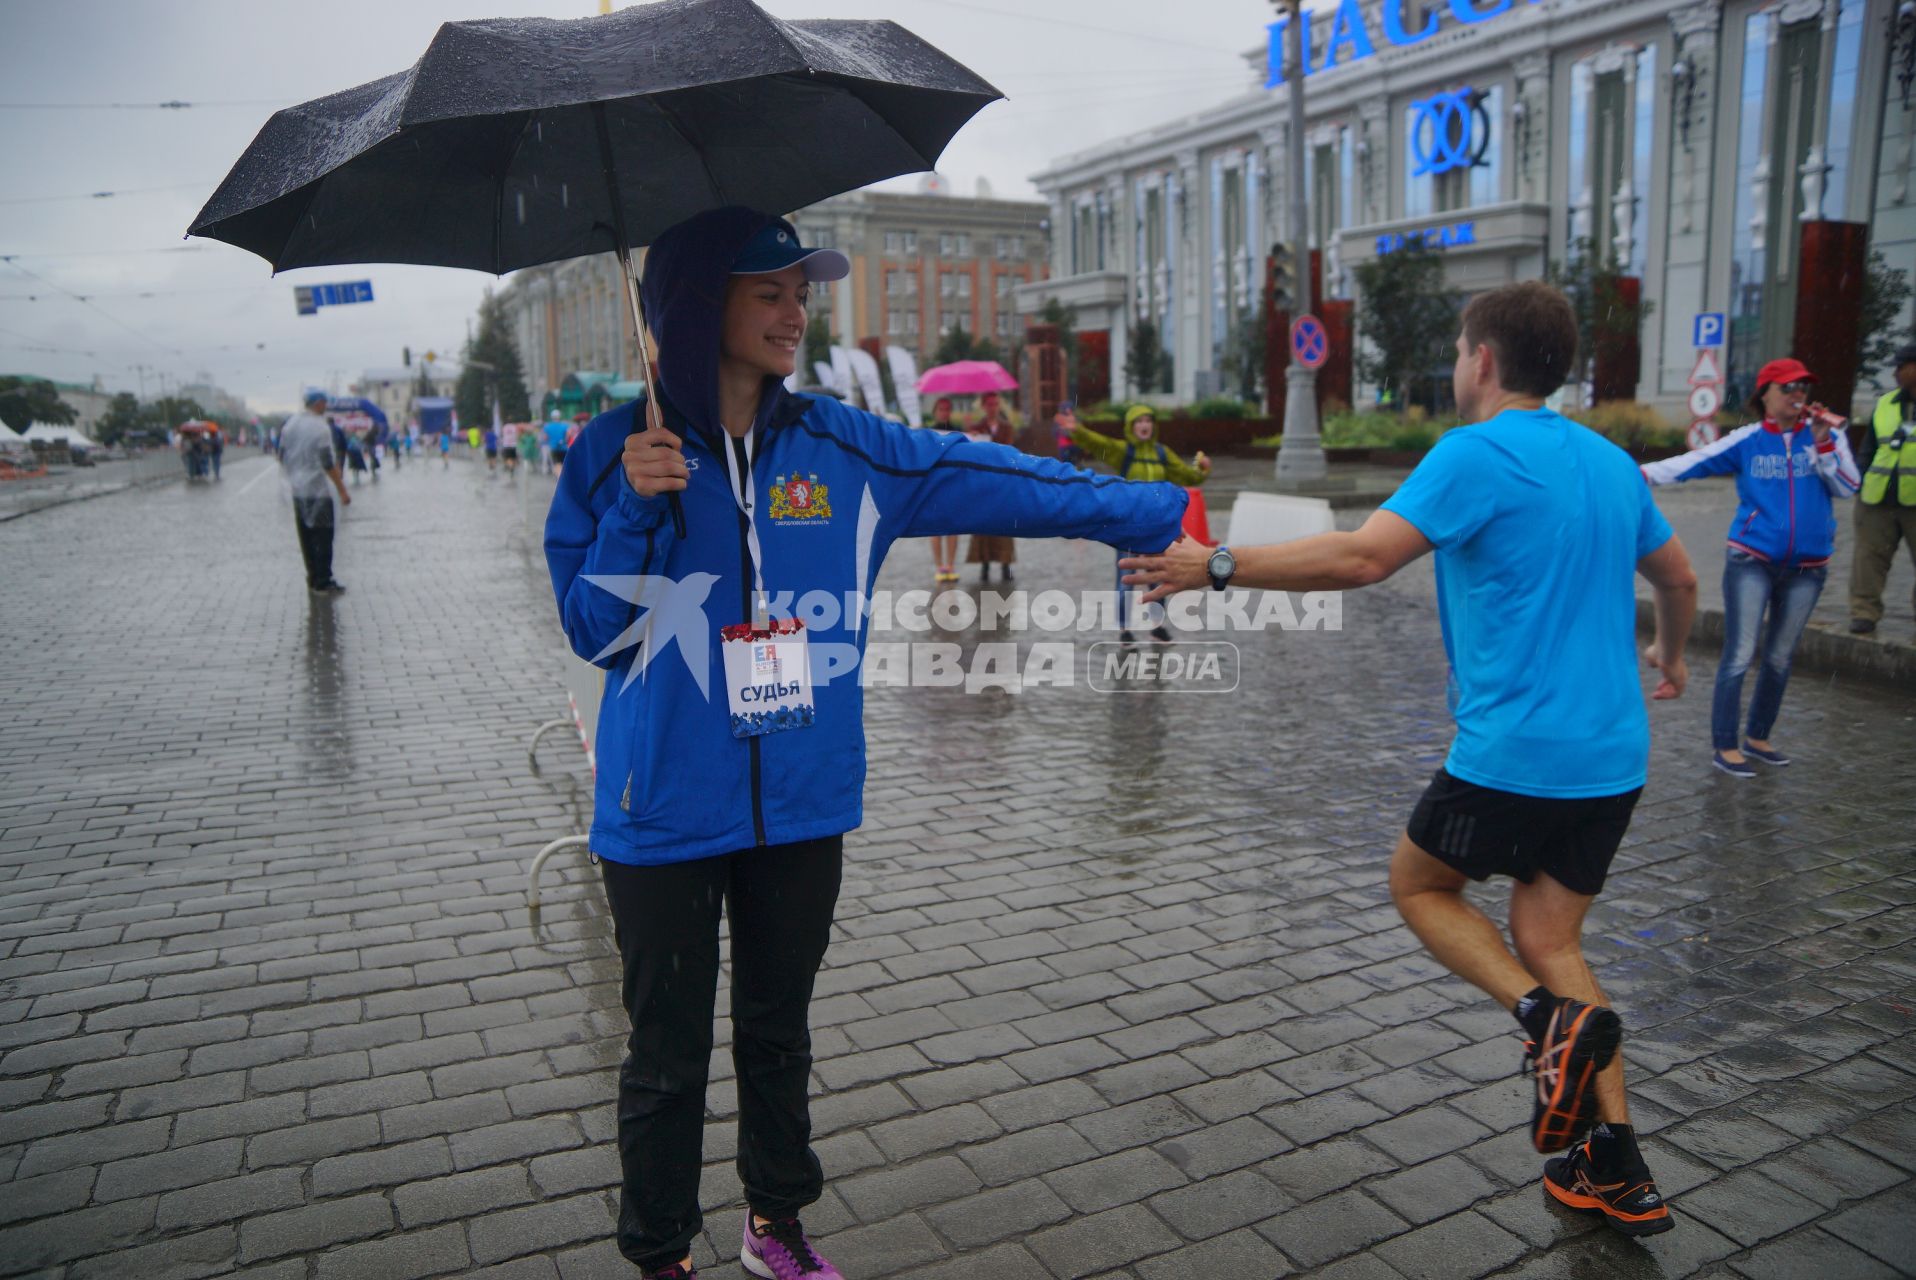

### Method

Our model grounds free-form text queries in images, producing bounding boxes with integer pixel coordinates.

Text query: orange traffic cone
[1182,486,1213,545]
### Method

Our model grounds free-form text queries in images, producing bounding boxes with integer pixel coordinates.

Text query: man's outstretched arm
[1121,510,1433,603]
[1638,533,1697,700]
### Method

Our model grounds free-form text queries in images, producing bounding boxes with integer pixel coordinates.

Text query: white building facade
[1028,0,1915,415]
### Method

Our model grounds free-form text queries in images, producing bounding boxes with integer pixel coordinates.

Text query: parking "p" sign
[1693,313,1726,348]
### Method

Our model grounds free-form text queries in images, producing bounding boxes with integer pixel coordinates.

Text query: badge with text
[720,617,815,739]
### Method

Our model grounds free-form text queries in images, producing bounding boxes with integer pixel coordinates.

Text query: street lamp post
[1272,0,1329,487]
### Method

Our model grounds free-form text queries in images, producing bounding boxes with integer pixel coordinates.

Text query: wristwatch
[1206,544,1236,592]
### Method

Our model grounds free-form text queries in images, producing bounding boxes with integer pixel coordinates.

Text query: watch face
[1208,549,1233,578]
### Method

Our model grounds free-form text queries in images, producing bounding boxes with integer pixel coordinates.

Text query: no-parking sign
[1290,314,1328,370]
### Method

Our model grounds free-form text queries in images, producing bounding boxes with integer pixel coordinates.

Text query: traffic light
[1267,243,1294,315]
[403,346,412,366]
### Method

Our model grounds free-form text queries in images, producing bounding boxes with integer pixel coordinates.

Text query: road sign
[1687,421,1719,449]
[1693,312,1726,348]
[293,280,375,316]
[1687,384,1722,419]
[1290,314,1328,369]
[1688,349,1722,386]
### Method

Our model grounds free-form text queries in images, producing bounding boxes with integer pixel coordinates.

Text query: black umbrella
[189,0,1002,532]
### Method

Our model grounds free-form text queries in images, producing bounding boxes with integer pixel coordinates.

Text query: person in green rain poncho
[1071,404,1211,643]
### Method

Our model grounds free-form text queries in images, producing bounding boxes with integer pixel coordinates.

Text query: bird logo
[582,572,721,698]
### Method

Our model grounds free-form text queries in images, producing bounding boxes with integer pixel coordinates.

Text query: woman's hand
[623,421,688,498]
[1806,403,1837,444]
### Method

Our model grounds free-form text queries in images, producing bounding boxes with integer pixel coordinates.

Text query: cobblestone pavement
[2,454,1913,1279]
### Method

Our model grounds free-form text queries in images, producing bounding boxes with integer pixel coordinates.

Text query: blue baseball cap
[304,388,330,406]
[730,218,850,281]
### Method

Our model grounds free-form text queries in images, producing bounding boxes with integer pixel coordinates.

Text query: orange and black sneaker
[1523,997,1622,1153]
[1544,1139,1674,1236]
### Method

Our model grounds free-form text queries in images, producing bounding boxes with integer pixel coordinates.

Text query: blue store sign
[1409,89,1493,177]
[1267,0,1543,84]
[1375,222,1478,255]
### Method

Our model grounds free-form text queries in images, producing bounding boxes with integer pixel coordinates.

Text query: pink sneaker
[741,1217,843,1279]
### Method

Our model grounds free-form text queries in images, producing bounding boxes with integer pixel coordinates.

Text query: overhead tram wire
[0,181,219,207]
[0,98,289,110]
[0,257,186,357]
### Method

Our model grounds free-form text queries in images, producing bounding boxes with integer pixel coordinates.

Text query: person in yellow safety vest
[1849,342,1916,636]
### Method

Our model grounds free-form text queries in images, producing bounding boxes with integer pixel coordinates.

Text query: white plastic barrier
[1225,491,1336,547]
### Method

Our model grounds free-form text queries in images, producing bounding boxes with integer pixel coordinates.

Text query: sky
[0,0,1275,415]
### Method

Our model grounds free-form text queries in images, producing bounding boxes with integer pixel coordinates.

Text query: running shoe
[742,1217,842,1280]
[1524,997,1621,1153]
[1149,624,1174,643]
[1543,1139,1674,1236]
[642,1262,697,1279]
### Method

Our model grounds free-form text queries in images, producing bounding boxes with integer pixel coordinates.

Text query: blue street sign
[1693,312,1725,348]
[1291,314,1329,370]
[294,280,375,315]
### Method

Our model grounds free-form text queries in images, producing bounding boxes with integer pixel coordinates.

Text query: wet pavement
[1,452,1912,1279]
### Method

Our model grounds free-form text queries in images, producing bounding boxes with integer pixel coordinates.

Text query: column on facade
[1357,102,1386,225]
[1105,176,1130,389]
[1175,149,1203,399]
[1511,54,1550,207]
[1658,1,1725,398]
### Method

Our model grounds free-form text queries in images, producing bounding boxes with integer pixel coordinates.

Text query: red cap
[1755,358,1817,389]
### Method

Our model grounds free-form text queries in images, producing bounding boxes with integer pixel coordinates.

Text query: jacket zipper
[1783,431,1797,564]
[733,438,768,849]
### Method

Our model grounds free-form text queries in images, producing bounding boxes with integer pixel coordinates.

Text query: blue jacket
[544,208,1187,866]
[1642,420,1860,566]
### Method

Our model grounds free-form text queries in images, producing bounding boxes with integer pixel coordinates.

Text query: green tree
[1218,307,1268,405]
[1124,317,1166,397]
[1544,237,1655,400]
[0,377,78,432]
[456,290,533,427]
[1857,248,1914,390]
[149,395,208,431]
[1354,243,1460,409]
[933,323,977,367]
[95,391,144,445]
[970,337,1003,367]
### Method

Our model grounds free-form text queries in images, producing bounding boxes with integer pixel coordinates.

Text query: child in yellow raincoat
[1071,405,1210,642]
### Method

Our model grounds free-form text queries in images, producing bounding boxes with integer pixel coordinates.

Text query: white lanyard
[721,431,770,623]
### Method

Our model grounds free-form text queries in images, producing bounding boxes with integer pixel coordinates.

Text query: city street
[2,456,1913,1279]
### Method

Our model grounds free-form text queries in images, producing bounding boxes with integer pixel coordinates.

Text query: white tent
[23,424,99,450]
[0,422,30,450]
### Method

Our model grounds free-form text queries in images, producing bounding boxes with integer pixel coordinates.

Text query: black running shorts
[1405,769,1642,897]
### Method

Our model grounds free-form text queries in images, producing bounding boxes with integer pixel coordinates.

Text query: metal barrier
[526,644,605,909]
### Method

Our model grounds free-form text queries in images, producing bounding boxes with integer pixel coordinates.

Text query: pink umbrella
[917,360,1018,395]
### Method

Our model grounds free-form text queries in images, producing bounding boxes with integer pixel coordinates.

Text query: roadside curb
[1635,597,1915,688]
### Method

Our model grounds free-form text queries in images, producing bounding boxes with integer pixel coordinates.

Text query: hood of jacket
[1123,404,1160,445]
[640,206,783,448]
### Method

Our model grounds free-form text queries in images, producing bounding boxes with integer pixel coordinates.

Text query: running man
[1123,281,1697,1236]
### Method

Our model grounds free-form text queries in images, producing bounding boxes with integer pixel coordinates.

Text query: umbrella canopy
[187,0,1001,273]
[917,360,1018,396]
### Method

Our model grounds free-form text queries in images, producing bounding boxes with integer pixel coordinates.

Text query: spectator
[281,390,352,594]
[1848,343,1916,637]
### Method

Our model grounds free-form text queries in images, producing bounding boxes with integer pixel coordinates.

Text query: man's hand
[1645,645,1686,700]
[623,422,688,498]
[1120,535,1211,604]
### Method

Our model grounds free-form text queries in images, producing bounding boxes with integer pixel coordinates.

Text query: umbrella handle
[595,102,687,542]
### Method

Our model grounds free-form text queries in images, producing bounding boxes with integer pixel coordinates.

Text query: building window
[1824,0,1863,220]
[939,232,971,258]
[884,230,918,254]
[886,268,919,298]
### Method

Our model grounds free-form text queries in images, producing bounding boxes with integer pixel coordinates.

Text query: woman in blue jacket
[1643,357,1860,776]
[544,208,1187,1280]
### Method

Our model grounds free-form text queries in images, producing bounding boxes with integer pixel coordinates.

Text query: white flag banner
[846,348,887,419]
[829,347,858,407]
[812,361,838,393]
[886,346,922,427]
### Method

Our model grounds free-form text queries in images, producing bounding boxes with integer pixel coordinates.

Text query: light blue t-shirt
[1381,408,1674,798]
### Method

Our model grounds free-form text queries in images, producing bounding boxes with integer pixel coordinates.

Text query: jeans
[1712,549,1826,751]
[599,836,842,1270]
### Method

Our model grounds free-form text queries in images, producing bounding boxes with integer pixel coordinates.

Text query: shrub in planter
[1190,396,1255,420]
[1570,401,1673,450]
